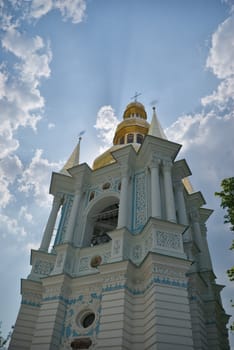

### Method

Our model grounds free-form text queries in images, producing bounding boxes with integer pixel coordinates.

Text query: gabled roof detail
[148,107,167,139]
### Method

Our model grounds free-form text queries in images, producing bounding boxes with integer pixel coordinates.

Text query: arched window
[89,191,95,201]
[127,133,134,143]
[119,136,124,144]
[136,134,143,144]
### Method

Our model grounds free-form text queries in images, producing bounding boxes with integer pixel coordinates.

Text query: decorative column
[190,209,208,270]
[117,167,130,229]
[162,160,176,222]
[200,222,213,270]
[40,193,63,251]
[64,187,82,243]
[150,156,161,218]
[174,180,188,225]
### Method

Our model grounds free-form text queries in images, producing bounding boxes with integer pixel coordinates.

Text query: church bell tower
[9,101,230,350]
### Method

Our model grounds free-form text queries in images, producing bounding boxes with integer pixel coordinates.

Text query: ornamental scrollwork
[33,259,54,275]
[134,172,147,229]
[155,230,181,251]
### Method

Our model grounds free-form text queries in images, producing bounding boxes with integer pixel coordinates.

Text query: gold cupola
[93,101,150,170]
[113,101,149,145]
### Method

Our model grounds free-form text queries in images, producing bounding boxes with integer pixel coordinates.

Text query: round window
[76,310,96,329]
[82,313,95,328]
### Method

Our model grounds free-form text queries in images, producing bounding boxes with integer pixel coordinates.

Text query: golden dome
[123,101,147,120]
[92,101,149,170]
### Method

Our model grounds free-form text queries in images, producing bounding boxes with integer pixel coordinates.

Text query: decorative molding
[79,257,90,272]
[133,172,147,231]
[85,176,121,207]
[33,259,54,276]
[155,230,182,251]
[78,249,111,274]
[144,233,153,254]
[60,291,102,348]
[113,239,121,255]
[132,244,142,261]
[22,291,41,307]
[149,154,161,169]
[162,159,172,172]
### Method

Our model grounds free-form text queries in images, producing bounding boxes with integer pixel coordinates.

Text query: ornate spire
[148,106,167,139]
[60,134,84,175]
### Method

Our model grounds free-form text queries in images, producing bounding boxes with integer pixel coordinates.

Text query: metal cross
[131,92,142,102]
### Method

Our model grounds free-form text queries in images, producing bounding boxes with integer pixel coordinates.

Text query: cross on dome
[131,91,142,102]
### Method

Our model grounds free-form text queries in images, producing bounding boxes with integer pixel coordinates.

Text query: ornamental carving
[150,154,161,169]
[155,230,181,251]
[33,260,54,275]
[113,239,121,255]
[61,291,101,349]
[134,172,147,230]
[144,234,153,254]
[79,257,90,272]
[162,159,172,172]
[132,245,142,260]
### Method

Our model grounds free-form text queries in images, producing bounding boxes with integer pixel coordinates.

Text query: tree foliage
[215,177,234,232]
[215,177,234,283]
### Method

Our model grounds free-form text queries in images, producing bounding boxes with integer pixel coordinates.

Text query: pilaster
[162,160,176,222]
[149,154,162,219]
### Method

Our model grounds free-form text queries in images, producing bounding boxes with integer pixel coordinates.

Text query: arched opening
[91,203,119,246]
[82,195,119,247]
[136,133,143,144]
[127,133,134,143]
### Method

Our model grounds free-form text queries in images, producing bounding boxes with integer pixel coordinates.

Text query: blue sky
[0,0,234,346]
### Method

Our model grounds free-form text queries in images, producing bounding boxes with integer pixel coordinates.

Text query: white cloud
[30,0,86,23]
[206,14,234,79]
[30,0,53,19]
[0,69,7,98]
[25,241,40,252]
[0,155,22,208]
[0,213,26,239]
[166,110,234,188]
[55,0,86,23]
[19,206,33,223]
[0,120,19,158]
[2,27,52,84]
[94,105,120,152]
[18,149,63,207]
[201,76,234,106]
[202,13,234,106]
[0,26,52,171]
[48,122,55,129]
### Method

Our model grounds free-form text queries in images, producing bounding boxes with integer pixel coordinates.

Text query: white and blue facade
[9,102,230,349]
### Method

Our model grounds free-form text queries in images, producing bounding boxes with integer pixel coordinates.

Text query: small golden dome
[123,101,147,120]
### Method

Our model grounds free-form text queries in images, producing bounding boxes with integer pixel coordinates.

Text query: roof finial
[60,130,86,175]
[131,91,142,102]
[148,106,167,139]
[74,130,86,165]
